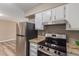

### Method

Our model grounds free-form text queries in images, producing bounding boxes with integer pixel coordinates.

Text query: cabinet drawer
[30,43,37,49]
[30,45,37,49]
[30,42,37,47]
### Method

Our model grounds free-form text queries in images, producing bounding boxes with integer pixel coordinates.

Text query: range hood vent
[43,20,68,25]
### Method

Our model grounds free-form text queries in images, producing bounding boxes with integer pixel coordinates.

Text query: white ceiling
[15,3,40,13]
[0,3,40,22]
[0,3,64,22]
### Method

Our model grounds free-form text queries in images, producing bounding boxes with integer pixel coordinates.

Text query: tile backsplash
[38,24,66,36]
[38,30,45,36]
[67,31,79,43]
[44,24,66,34]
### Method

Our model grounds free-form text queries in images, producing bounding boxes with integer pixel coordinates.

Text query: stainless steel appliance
[38,33,67,56]
[16,22,37,56]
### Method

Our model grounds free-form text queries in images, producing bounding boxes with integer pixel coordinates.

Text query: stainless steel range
[38,33,67,56]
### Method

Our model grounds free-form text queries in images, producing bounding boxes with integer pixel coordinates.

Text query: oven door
[38,50,50,56]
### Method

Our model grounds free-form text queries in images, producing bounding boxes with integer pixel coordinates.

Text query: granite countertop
[29,36,45,44]
[67,43,79,56]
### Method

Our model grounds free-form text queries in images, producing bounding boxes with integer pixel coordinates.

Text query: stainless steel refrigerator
[16,22,37,56]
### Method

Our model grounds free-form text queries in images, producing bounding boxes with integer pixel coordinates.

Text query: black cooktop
[38,40,67,53]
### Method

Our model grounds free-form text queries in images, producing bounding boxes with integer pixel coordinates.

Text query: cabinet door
[42,9,51,23]
[66,4,79,29]
[55,5,65,20]
[30,42,37,56]
[35,13,44,30]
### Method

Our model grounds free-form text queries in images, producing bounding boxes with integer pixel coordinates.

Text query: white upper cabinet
[35,4,79,30]
[54,5,65,20]
[35,12,44,30]
[65,4,79,30]
[42,9,52,23]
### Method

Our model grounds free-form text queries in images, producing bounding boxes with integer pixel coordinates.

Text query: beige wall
[0,20,16,41]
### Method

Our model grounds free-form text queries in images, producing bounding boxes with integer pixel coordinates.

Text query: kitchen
[27,3,79,56]
[0,3,79,56]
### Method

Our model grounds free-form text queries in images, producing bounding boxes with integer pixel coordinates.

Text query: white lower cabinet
[30,42,38,56]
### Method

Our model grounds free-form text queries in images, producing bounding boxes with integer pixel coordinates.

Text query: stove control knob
[58,51,60,55]
[39,46,43,49]
[47,48,49,51]
[41,46,43,49]
[54,50,57,54]
[39,46,41,48]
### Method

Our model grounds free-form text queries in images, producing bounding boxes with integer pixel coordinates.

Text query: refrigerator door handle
[17,34,25,37]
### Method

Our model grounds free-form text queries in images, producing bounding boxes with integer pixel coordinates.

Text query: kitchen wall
[0,20,16,42]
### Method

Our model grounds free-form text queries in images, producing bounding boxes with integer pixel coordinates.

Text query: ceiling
[0,3,40,22]
[0,3,64,22]
[15,3,40,13]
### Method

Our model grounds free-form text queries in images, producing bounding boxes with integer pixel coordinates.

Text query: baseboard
[0,39,16,42]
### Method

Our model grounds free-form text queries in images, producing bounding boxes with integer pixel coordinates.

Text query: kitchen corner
[27,3,79,56]
[67,31,79,56]
[29,24,79,56]
[29,31,79,56]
